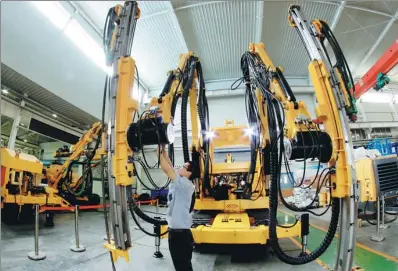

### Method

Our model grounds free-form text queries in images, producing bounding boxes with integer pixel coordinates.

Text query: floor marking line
[288,237,330,270]
[310,223,398,264]
[280,209,398,263]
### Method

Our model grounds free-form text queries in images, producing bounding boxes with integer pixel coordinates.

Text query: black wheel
[88,193,101,205]
[44,212,55,227]
[1,204,34,224]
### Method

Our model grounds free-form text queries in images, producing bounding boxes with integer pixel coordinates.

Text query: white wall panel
[207,96,247,127]
[296,94,316,117]
[1,2,104,118]
[365,113,394,122]
[361,102,393,113]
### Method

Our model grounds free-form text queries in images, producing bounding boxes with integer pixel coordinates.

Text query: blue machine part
[367,138,393,156]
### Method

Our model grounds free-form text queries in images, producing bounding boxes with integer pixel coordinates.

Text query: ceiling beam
[324,1,345,49]
[1,120,12,129]
[168,2,189,52]
[18,131,35,140]
[66,1,150,93]
[329,1,346,32]
[316,1,394,18]
[1,135,39,149]
[255,1,264,43]
[353,9,398,78]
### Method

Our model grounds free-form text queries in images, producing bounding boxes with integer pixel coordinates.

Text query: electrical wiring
[364,201,398,225]
[241,47,340,264]
[320,21,356,98]
[230,77,245,90]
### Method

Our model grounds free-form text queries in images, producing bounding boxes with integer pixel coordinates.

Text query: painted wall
[1,2,104,118]
[360,102,396,122]
[39,141,69,160]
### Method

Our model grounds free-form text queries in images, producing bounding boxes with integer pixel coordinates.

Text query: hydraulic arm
[102,1,140,261]
[103,1,208,260]
[238,4,358,269]
[45,122,102,194]
[287,6,358,270]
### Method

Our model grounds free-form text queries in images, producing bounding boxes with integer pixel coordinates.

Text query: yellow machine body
[192,121,300,245]
[192,213,301,245]
[45,121,102,189]
[1,148,67,207]
[355,157,382,203]
[1,121,105,215]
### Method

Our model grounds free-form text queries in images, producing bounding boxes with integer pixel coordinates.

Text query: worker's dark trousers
[168,229,193,271]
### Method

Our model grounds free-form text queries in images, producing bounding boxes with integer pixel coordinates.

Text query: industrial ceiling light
[205,131,215,140]
[64,19,106,72]
[244,127,255,137]
[52,113,57,118]
[2,89,9,94]
[31,1,70,30]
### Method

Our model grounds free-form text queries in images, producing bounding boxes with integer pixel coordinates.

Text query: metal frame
[289,7,358,271]
[353,10,398,78]
[352,40,398,98]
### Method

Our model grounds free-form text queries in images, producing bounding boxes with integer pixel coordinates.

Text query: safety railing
[28,199,161,261]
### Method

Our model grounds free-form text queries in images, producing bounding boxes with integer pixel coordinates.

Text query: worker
[156,144,199,271]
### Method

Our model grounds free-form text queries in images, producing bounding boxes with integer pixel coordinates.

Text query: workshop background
[1,1,398,271]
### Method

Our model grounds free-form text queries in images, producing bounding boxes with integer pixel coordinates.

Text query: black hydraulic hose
[269,150,340,265]
[159,71,176,98]
[274,67,297,104]
[128,200,168,238]
[364,201,378,226]
[129,198,167,227]
[181,90,190,163]
[181,57,197,163]
[363,201,398,225]
[277,218,299,228]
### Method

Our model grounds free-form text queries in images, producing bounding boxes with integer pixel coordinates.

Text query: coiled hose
[269,150,340,265]
[181,57,197,163]
[128,199,168,237]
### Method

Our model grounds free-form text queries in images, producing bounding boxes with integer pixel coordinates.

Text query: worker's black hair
[186,161,200,180]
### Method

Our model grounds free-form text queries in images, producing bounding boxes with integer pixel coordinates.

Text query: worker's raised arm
[156,145,176,181]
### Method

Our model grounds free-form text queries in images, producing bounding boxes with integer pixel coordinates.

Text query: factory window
[371,127,392,138]
[351,129,366,140]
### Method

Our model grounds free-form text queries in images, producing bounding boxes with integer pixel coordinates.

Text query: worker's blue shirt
[167,171,195,229]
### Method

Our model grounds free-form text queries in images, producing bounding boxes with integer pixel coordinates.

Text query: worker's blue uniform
[167,171,195,271]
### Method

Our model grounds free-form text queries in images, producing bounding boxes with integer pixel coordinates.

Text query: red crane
[351,39,398,99]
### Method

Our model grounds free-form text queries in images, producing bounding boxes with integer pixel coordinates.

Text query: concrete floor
[280,206,398,270]
[1,206,326,271]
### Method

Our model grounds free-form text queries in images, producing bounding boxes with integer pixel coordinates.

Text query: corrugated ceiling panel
[74,1,120,31]
[76,1,186,90]
[349,1,398,15]
[174,1,259,81]
[131,6,188,90]
[1,64,98,127]
[357,25,398,78]
[262,1,338,77]
[75,1,171,31]
[334,8,390,76]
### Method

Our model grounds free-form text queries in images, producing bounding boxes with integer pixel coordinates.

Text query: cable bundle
[241,50,339,265]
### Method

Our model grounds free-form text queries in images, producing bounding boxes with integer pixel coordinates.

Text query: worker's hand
[160,144,167,156]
